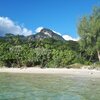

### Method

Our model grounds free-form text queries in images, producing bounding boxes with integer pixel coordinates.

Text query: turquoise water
[0,73,100,100]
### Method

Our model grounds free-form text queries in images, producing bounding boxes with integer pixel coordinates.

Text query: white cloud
[63,35,79,41]
[35,27,43,33]
[0,16,33,36]
[0,18,79,41]
[52,30,61,36]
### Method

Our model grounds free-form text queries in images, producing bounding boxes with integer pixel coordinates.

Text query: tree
[47,49,76,68]
[34,48,51,67]
[78,7,100,62]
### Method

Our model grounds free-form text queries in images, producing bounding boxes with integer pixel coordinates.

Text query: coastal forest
[0,7,100,68]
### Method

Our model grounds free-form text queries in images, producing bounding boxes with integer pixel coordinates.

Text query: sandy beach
[0,67,100,77]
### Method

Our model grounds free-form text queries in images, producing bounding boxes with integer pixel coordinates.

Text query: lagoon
[0,73,100,100]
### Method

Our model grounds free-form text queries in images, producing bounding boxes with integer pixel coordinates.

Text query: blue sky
[0,0,100,40]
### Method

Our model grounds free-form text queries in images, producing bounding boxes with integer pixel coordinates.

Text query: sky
[0,0,100,40]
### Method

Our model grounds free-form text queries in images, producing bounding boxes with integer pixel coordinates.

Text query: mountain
[1,28,65,42]
[27,28,65,41]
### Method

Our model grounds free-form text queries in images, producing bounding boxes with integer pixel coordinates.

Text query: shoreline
[0,67,100,77]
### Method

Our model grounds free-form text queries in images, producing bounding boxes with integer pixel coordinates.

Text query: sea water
[0,73,100,100]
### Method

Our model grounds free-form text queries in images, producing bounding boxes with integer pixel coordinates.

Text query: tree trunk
[97,50,100,62]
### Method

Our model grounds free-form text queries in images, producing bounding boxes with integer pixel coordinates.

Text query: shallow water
[0,73,100,100]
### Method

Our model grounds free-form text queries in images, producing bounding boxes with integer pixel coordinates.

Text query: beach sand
[0,67,100,77]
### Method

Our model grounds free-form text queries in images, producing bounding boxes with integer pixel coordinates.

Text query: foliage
[0,34,80,68]
[78,6,100,62]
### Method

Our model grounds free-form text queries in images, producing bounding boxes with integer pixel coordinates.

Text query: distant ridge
[27,28,65,41]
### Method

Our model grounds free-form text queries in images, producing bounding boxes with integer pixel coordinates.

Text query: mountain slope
[34,28,65,41]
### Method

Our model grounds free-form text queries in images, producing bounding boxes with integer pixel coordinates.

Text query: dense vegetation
[0,7,100,68]
[78,6,100,67]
